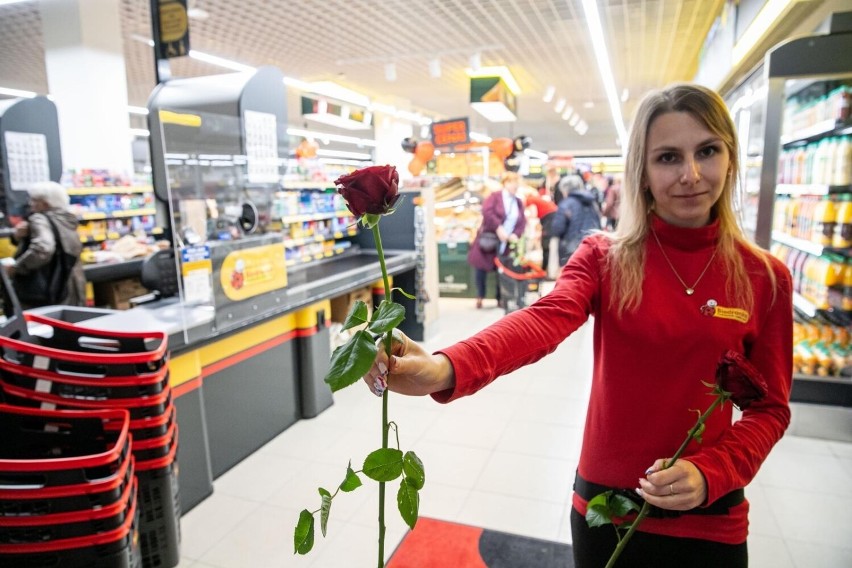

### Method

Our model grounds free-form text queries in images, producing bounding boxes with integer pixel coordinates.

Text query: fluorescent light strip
[315,149,372,160]
[131,35,438,127]
[524,149,549,161]
[130,128,150,137]
[188,49,255,72]
[286,127,377,147]
[0,86,37,98]
[581,0,627,147]
[543,86,556,103]
[128,106,149,115]
[469,131,493,143]
[732,0,796,66]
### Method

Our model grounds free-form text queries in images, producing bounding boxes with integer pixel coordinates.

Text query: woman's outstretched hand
[363,330,455,397]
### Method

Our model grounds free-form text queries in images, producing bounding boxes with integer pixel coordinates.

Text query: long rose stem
[603,395,727,568]
[372,224,392,568]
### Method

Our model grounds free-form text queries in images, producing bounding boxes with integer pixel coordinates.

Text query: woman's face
[29,197,49,213]
[644,111,730,228]
[503,177,519,194]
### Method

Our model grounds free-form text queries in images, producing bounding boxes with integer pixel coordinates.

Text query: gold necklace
[651,229,718,296]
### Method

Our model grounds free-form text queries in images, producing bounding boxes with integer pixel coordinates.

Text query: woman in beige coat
[5,181,85,309]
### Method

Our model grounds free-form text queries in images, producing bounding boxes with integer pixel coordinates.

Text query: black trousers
[474,268,500,301]
[570,508,748,568]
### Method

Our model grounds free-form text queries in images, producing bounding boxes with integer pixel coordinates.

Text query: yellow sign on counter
[220,242,287,301]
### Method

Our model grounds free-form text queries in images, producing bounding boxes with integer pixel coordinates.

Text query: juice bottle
[843,257,852,311]
[812,197,836,246]
[833,136,852,186]
[833,193,852,248]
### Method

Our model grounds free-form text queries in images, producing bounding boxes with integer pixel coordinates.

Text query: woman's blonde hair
[606,83,775,314]
[500,171,520,184]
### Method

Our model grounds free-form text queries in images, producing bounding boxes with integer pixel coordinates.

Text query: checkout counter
[75,66,426,512]
[65,243,418,512]
[0,66,429,513]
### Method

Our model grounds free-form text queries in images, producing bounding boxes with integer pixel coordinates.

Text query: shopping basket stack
[494,256,547,314]
[0,312,180,568]
[0,404,140,568]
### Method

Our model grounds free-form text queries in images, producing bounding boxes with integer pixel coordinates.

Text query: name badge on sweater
[699,299,750,323]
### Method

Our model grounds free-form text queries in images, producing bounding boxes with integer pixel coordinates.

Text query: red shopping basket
[494,257,547,314]
[0,404,130,488]
[0,455,135,518]
[0,313,168,378]
[0,485,140,568]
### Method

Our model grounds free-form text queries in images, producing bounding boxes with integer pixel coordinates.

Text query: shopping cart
[494,256,547,314]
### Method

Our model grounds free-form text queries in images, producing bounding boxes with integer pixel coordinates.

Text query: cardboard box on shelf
[94,277,150,310]
[330,286,373,326]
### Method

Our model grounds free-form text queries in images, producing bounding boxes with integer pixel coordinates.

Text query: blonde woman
[363,84,792,567]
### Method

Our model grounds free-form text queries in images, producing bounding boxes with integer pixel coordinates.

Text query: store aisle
[175,296,852,568]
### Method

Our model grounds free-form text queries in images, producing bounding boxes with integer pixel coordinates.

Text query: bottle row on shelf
[772,192,852,249]
[777,135,852,186]
[782,84,851,140]
[770,242,851,313]
[793,315,850,379]
[272,189,349,220]
[77,215,159,244]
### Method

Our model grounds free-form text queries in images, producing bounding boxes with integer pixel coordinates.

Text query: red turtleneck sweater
[433,216,793,544]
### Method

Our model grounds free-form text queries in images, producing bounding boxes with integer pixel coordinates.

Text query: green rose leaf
[319,488,332,537]
[402,451,425,490]
[294,509,315,554]
[340,462,362,492]
[368,301,405,335]
[363,448,404,482]
[585,492,615,528]
[609,493,640,517]
[398,478,420,530]
[325,331,378,392]
[342,300,370,331]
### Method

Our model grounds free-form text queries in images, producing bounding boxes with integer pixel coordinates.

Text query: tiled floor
[175,295,852,568]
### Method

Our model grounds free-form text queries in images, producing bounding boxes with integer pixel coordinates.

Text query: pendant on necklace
[686,288,695,296]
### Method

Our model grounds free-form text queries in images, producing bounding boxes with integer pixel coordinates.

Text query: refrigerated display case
[748,11,852,428]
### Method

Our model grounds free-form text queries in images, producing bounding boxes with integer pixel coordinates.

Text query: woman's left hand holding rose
[638,458,707,511]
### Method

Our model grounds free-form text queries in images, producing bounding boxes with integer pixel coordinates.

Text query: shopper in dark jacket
[5,181,85,309]
[555,175,602,264]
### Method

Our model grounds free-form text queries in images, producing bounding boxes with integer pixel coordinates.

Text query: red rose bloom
[335,165,400,217]
[716,350,768,410]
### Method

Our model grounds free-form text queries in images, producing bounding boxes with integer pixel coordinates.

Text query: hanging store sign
[155,0,190,59]
[300,96,372,130]
[470,76,517,122]
[430,118,470,147]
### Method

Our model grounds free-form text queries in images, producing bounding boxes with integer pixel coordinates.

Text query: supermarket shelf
[775,183,852,195]
[281,181,335,190]
[791,372,852,407]
[80,227,164,245]
[278,211,353,224]
[772,231,825,256]
[793,292,818,317]
[781,119,852,146]
[285,243,351,267]
[78,208,156,221]
[67,185,153,195]
[772,230,851,258]
[283,228,358,248]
